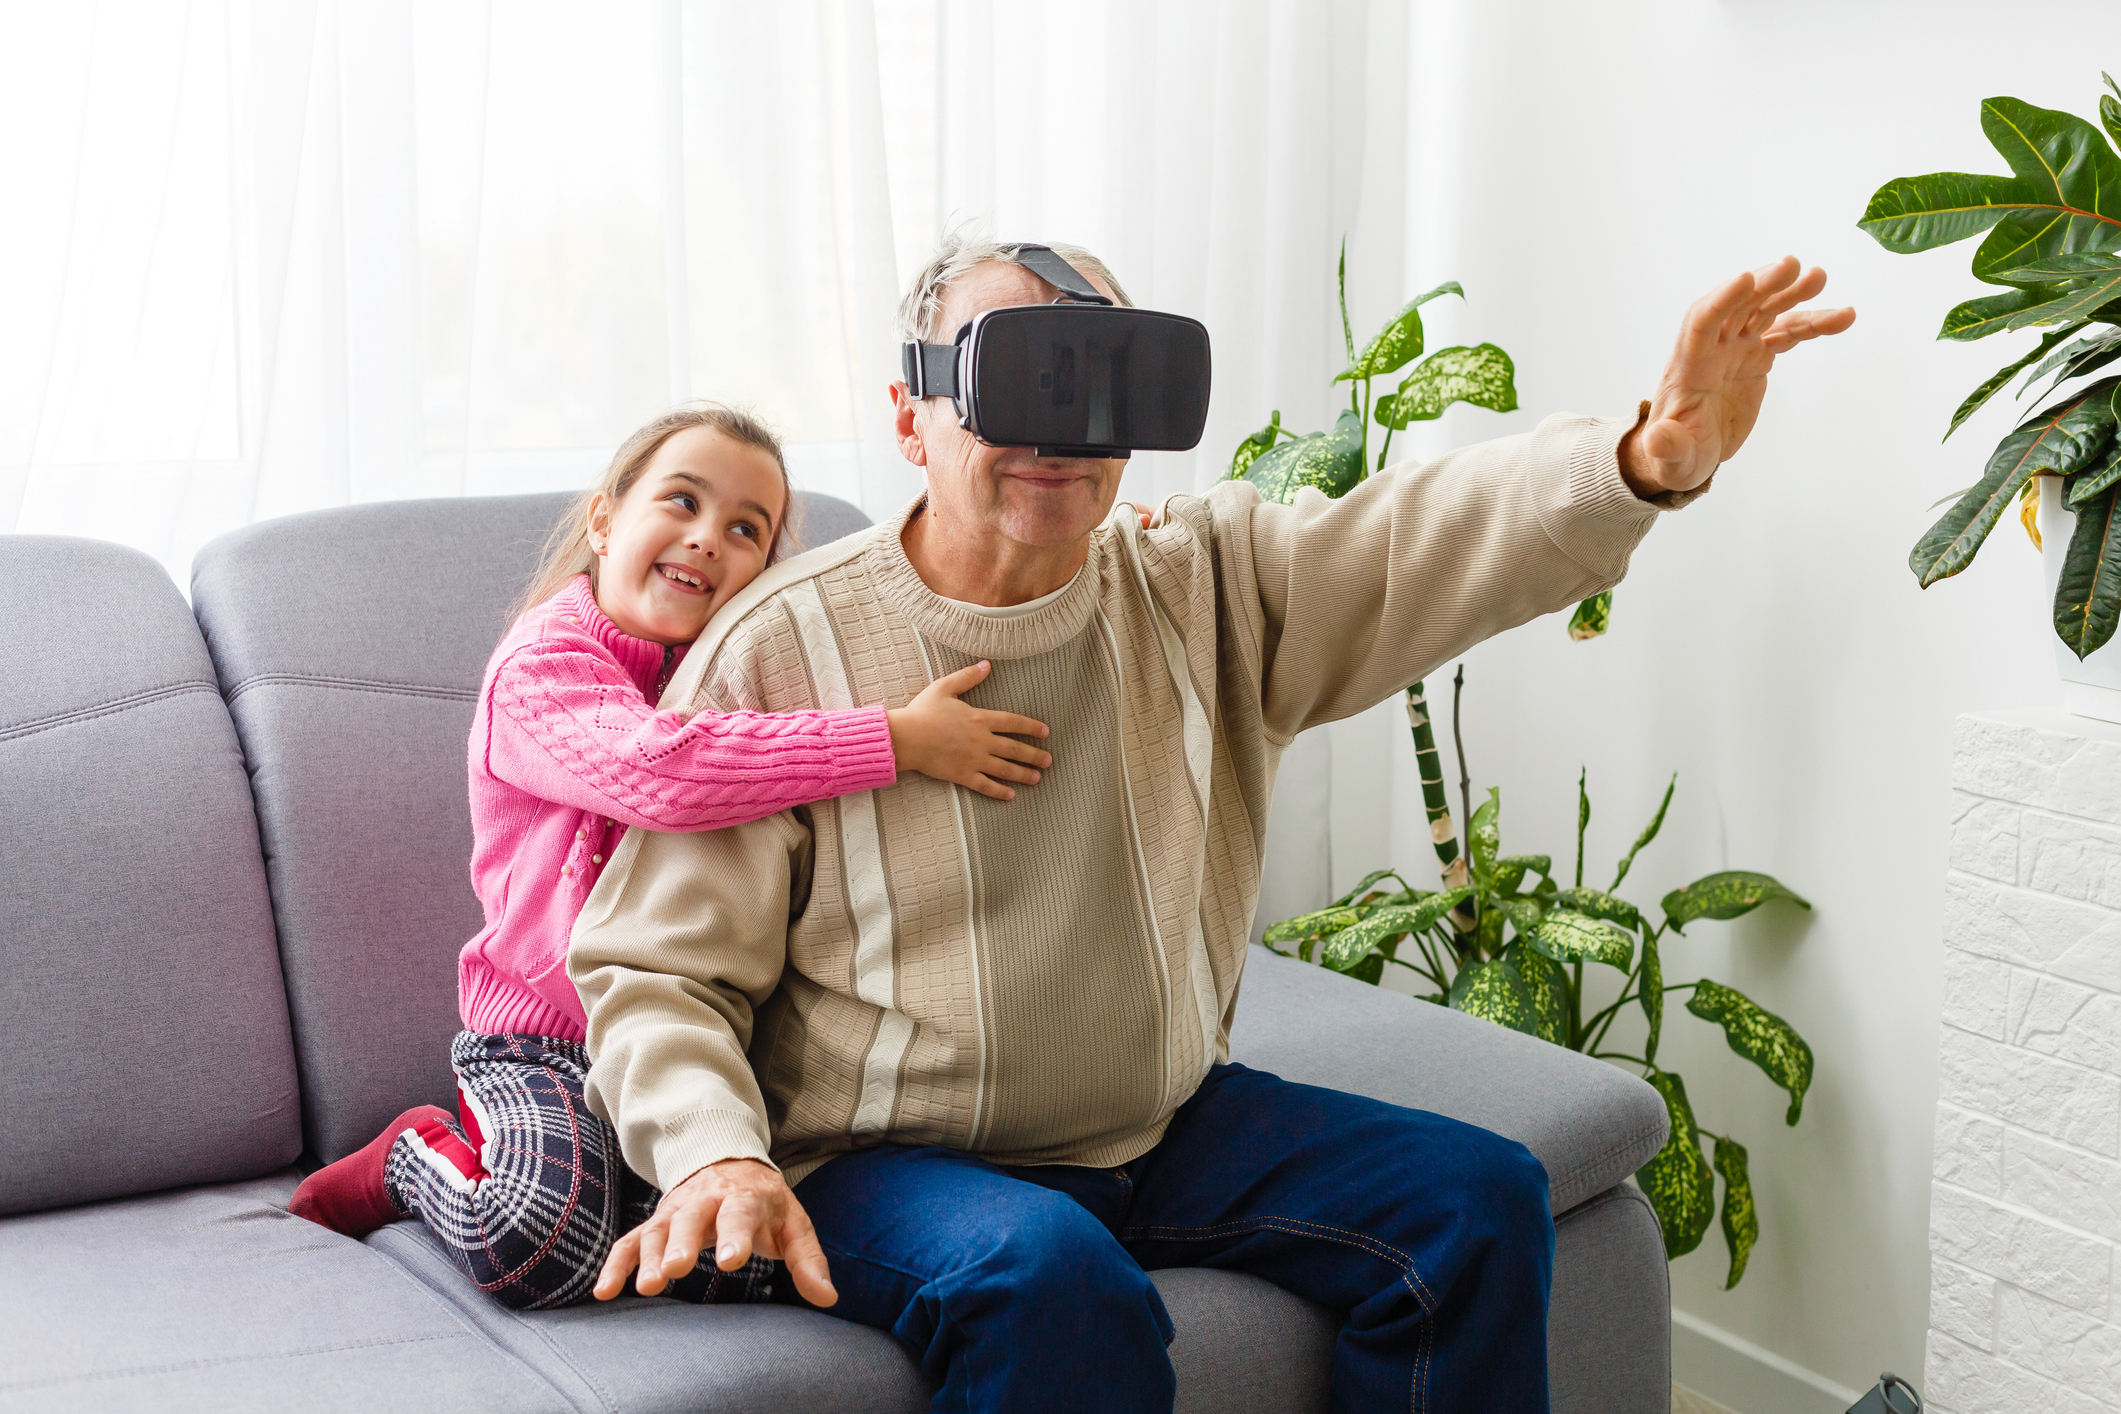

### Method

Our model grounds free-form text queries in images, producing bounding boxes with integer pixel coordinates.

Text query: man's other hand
[1622,256,1856,500]
[593,1156,837,1306]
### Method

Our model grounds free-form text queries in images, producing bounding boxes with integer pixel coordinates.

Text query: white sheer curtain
[4,0,1419,915]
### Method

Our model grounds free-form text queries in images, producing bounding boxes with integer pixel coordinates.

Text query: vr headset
[900,244,1212,460]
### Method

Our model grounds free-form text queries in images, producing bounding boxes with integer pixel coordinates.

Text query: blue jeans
[792,1063,1554,1413]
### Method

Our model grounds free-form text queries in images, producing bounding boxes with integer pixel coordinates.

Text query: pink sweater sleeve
[484,638,899,832]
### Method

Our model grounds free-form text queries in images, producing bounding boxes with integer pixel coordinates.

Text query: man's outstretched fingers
[634,1217,672,1295]
[658,1194,716,1287]
[595,1228,643,1301]
[779,1206,838,1307]
[713,1192,762,1272]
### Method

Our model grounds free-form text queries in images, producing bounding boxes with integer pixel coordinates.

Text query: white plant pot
[2040,474,2121,724]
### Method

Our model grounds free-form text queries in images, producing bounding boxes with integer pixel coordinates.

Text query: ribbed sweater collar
[866,497,1107,659]
[556,574,686,698]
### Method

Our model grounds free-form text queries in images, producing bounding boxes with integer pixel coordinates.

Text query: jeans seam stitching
[1119,1215,1439,1312]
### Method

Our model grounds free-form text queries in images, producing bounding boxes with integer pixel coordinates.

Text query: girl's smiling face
[587,425,788,645]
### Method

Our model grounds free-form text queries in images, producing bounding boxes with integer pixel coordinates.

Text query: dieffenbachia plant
[1261,671,1813,1288]
[1222,246,1615,642]
[1860,76,2121,658]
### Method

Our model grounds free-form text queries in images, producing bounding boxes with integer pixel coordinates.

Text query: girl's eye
[732,522,760,541]
[671,493,697,514]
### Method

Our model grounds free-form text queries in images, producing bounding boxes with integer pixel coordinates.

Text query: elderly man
[570,234,1852,1412]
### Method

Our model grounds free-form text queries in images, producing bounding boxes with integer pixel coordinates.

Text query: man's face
[892,260,1128,551]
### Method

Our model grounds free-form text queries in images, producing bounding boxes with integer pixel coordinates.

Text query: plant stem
[1570,960,1584,1049]
[1449,664,1476,939]
[1359,376,1371,471]
[1574,767,1588,890]
[1403,683,1467,889]
[1591,1052,1650,1067]
[1377,423,1395,472]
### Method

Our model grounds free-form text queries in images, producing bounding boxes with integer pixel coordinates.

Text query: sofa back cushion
[189,490,874,1162]
[0,537,300,1215]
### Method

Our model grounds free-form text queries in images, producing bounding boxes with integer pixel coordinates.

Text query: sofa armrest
[1228,946,1669,1214]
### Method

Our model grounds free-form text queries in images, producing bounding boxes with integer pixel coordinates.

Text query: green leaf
[1942,283,2074,341]
[1637,1070,1715,1259]
[1503,897,1546,939]
[1468,788,1500,890]
[1969,97,2121,283]
[1686,980,1815,1125]
[1661,871,1812,933]
[1476,901,1505,958]
[1229,412,1282,479]
[1317,888,1473,971]
[1640,931,1665,1065]
[2054,480,2121,658]
[1345,952,1385,986]
[1241,409,1367,504]
[1712,1135,1758,1290]
[2104,74,2121,151]
[1947,328,2075,439]
[1334,281,1462,382]
[1528,909,1635,970]
[2035,330,2121,407]
[1911,378,2120,585]
[1567,590,1611,641]
[1555,887,1644,933]
[1612,773,1676,889]
[1261,904,1362,946]
[1493,854,1550,895]
[1971,254,2121,332]
[1373,344,1519,425]
[1448,955,1539,1035]
[2069,437,2121,506]
[1506,941,1570,1046]
[1575,768,1591,890]
[1332,867,1407,908]
[1857,170,2036,253]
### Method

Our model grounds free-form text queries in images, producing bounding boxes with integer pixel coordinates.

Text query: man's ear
[889,382,928,467]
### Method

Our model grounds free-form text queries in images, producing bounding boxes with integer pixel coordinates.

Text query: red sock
[288,1105,454,1237]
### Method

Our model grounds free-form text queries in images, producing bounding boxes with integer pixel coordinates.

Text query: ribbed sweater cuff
[460,965,587,1044]
[653,1109,778,1192]
[1543,412,1664,580]
[825,705,901,792]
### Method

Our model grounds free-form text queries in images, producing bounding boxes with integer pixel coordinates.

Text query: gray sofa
[0,490,1672,1413]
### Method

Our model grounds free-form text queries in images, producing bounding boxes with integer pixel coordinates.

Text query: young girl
[288,403,1054,1310]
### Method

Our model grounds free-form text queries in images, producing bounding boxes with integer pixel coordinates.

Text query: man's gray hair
[895,231,1134,346]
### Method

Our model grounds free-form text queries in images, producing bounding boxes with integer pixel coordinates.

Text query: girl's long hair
[512,402,800,624]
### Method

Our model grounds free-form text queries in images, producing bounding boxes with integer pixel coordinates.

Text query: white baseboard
[1670,1308,1863,1414]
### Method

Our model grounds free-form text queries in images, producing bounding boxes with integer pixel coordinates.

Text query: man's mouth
[656,563,710,594]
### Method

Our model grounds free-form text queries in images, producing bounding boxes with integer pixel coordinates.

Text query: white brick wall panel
[1942,950,2013,1040]
[1953,715,2121,827]
[1926,1329,2114,1414]
[1944,874,2121,994]
[1937,1028,2121,1156]
[2003,1133,2121,1243]
[2023,810,2121,909]
[1934,1102,2006,1195]
[1931,1182,2116,1313]
[2009,972,2121,1077]
[1994,1284,2121,1404]
[1950,798,2021,883]
[1930,1257,2000,1350]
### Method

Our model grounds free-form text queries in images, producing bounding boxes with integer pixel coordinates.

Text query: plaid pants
[383,1031,776,1310]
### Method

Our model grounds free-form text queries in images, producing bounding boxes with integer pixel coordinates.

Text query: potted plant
[1860,75,2121,722]
[1234,259,1817,1286]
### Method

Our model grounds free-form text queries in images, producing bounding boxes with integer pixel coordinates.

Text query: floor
[1673,1387,1742,1414]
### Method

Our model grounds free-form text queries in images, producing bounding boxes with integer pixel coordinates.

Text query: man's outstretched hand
[593,1156,837,1306]
[1622,257,1856,501]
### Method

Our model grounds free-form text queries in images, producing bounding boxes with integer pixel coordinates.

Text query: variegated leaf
[1373,343,1518,425]
[2056,479,2121,658]
[1503,897,1545,940]
[1640,931,1665,1065]
[1712,1135,1758,1289]
[1555,887,1644,933]
[1229,412,1283,479]
[1333,867,1408,908]
[1949,327,2076,439]
[1468,788,1501,889]
[1334,281,1463,382]
[1493,854,1551,894]
[1507,941,1570,1046]
[1262,904,1361,946]
[1242,409,1367,504]
[1317,888,1472,971]
[1568,591,1611,641]
[1637,1070,1715,1259]
[1447,956,1539,1035]
[1612,773,1676,890]
[2066,436,2121,506]
[1686,980,1815,1125]
[1661,872,1812,933]
[1529,909,1635,970]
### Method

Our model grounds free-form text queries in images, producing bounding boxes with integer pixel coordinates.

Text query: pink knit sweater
[457,575,898,1041]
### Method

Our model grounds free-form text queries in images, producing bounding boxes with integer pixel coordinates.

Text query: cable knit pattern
[457,576,898,1041]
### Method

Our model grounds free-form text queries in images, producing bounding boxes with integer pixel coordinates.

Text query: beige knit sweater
[571,412,1669,1192]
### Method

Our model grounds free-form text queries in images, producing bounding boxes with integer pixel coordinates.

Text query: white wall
[1331,0,2106,1401]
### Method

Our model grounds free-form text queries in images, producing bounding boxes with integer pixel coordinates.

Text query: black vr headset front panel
[964,305,1211,456]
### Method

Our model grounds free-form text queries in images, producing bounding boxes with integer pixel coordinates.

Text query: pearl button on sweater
[455,574,898,1042]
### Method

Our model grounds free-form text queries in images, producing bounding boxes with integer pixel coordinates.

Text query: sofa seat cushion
[0,1175,563,1413]
[1228,947,1669,1214]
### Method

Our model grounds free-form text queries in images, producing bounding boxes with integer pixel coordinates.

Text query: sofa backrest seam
[0,681,221,744]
